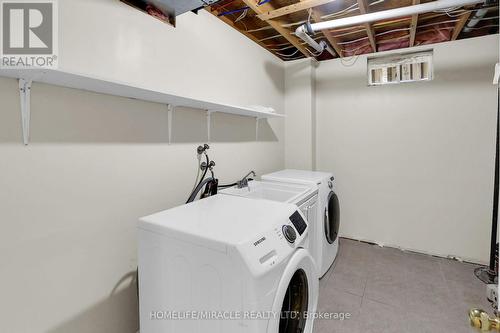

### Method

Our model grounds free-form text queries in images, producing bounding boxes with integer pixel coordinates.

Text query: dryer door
[267,249,318,333]
[324,191,340,244]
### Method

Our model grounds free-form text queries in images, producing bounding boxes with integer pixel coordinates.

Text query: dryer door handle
[324,208,331,240]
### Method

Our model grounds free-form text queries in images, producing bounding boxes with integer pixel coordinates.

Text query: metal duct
[463,8,489,32]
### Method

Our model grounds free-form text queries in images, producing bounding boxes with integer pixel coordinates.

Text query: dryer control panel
[289,211,307,236]
[236,209,309,278]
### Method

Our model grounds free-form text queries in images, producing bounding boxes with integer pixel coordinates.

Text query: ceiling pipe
[295,25,336,56]
[296,0,484,50]
[463,8,489,32]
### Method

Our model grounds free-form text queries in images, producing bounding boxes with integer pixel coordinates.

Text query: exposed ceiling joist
[208,0,498,62]
[207,6,275,56]
[240,0,311,58]
[299,0,342,57]
[409,0,420,47]
[312,12,344,57]
[451,11,473,40]
[257,0,336,21]
[357,0,377,52]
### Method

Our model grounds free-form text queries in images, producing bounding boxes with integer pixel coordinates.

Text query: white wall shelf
[0,68,284,145]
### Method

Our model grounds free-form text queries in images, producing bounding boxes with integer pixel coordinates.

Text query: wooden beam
[409,0,420,47]
[357,0,377,52]
[206,7,277,57]
[257,0,336,21]
[307,8,343,57]
[240,0,311,58]
[451,11,472,40]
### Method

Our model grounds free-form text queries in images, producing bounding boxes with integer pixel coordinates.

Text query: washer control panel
[282,225,297,243]
[289,211,307,235]
[238,208,309,277]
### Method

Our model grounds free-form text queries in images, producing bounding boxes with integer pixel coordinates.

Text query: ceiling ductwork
[463,8,489,32]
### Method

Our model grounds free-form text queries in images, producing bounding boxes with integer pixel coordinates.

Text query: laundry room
[0,0,499,332]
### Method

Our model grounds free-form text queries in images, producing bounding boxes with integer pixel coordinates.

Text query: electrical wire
[287,55,307,60]
[324,4,491,38]
[235,8,248,22]
[433,6,464,13]
[340,52,362,67]
[466,24,499,30]
[252,0,366,28]
[377,34,410,43]
[419,19,459,27]
[218,7,248,17]
[213,0,238,12]
[275,48,301,57]
[369,0,386,7]
[339,40,371,64]
[479,16,499,20]
[266,42,294,48]
[318,0,384,20]
[246,20,308,33]
[321,2,360,20]
[433,6,498,18]
[331,28,370,38]
[217,0,271,17]
[234,0,496,51]
[335,20,461,48]
[259,34,283,42]
[377,27,411,37]
[268,45,297,51]
[305,48,321,56]
[337,24,454,64]
[337,36,369,45]
[247,26,274,33]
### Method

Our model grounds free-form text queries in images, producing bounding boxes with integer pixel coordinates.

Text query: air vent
[368,51,433,86]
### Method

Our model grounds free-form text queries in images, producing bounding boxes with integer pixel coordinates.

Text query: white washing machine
[138,194,319,333]
[219,181,320,276]
[262,170,340,278]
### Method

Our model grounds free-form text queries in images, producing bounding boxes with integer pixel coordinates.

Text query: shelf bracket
[256,117,262,141]
[19,79,33,145]
[167,104,174,144]
[207,110,215,142]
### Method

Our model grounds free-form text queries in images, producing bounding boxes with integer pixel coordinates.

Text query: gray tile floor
[314,238,493,333]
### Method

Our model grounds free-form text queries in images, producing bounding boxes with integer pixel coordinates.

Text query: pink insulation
[415,25,454,45]
[341,41,373,57]
[340,23,455,56]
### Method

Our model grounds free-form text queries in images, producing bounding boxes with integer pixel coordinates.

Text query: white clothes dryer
[262,170,340,278]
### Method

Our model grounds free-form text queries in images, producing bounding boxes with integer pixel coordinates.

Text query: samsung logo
[253,237,266,247]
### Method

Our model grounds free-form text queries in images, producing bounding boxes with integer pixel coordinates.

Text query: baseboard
[339,235,488,266]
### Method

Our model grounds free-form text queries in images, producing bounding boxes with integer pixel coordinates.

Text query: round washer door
[267,249,318,333]
[324,191,340,244]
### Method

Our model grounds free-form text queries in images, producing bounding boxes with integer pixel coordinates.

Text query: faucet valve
[237,171,256,189]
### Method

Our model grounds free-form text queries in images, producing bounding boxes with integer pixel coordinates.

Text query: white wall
[314,35,498,263]
[284,59,316,169]
[0,1,284,332]
[58,0,284,107]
